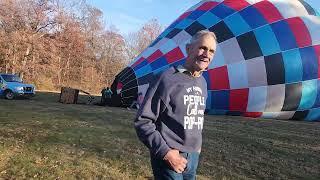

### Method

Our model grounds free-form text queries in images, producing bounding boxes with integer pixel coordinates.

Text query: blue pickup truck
[0,73,36,100]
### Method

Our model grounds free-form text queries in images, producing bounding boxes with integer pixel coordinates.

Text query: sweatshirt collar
[176,65,202,77]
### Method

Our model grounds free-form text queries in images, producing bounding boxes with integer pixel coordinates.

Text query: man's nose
[202,50,210,57]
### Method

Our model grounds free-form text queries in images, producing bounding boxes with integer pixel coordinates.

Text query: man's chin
[196,63,209,71]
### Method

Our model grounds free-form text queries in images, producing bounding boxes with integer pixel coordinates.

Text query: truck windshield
[1,74,22,83]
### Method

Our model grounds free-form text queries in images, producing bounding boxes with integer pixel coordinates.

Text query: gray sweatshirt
[134,66,208,159]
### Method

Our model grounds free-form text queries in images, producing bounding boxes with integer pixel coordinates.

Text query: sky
[87,0,320,35]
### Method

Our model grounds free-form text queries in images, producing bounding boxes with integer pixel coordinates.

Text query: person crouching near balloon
[134,30,217,180]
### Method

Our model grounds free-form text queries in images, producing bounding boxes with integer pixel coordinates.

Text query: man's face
[186,35,217,72]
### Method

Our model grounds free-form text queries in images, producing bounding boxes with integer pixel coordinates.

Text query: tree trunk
[58,57,61,86]
[91,66,93,82]
[80,60,83,89]
[32,54,35,79]
[12,51,16,74]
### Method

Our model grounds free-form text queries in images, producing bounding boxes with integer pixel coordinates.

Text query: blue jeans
[151,152,200,180]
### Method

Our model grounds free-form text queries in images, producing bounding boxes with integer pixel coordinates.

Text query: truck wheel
[4,90,14,100]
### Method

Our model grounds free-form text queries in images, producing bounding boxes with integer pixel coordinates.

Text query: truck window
[1,75,22,83]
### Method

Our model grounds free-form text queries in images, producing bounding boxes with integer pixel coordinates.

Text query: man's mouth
[198,58,209,62]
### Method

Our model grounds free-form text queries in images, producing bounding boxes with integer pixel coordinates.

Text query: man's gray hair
[189,30,217,45]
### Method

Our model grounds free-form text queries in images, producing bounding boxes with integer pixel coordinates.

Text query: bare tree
[125,19,163,62]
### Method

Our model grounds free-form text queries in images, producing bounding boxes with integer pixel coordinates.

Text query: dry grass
[0,92,319,179]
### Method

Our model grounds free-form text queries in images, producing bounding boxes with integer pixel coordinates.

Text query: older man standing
[134,30,217,180]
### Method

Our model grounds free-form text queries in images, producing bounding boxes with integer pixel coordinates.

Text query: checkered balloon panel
[114,0,320,121]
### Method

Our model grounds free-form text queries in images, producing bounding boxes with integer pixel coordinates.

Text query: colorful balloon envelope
[112,0,320,121]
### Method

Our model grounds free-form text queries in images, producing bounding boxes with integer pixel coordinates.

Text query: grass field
[0,92,319,179]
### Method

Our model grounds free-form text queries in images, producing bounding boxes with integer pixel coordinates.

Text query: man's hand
[163,149,188,173]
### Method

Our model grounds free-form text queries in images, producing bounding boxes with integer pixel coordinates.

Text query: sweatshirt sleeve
[134,77,171,159]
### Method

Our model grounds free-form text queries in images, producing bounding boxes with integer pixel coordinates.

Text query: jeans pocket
[185,152,199,175]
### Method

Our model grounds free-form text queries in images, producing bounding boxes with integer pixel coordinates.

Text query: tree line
[0,0,162,93]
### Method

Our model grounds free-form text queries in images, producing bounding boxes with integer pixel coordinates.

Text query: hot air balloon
[111,0,320,121]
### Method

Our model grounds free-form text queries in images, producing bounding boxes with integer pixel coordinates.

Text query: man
[101,87,113,106]
[105,87,113,99]
[100,87,107,105]
[134,30,217,180]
